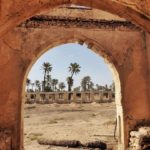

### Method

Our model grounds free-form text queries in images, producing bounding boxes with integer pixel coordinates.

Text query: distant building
[25,90,115,104]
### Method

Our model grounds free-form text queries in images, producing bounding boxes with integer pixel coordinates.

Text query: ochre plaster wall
[39,7,125,21]
[1,0,150,37]
[146,33,150,102]
[0,0,150,150]
[0,25,149,149]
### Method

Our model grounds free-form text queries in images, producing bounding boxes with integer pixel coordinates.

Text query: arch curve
[1,0,150,38]
[22,33,124,149]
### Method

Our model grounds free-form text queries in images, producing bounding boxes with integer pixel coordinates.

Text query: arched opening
[0,1,150,150]
[22,41,124,149]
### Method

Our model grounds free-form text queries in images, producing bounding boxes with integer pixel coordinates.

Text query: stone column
[45,93,49,100]
[108,91,113,102]
[99,91,103,103]
[55,93,59,103]
[36,92,40,102]
[90,91,94,103]
[81,92,86,103]
[63,92,68,103]
[72,92,77,103]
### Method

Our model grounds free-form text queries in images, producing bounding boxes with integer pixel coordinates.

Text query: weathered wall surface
[0,23,149,149]
[0,0,150,150]
[39,7,125,20]
[146,33,150,104]
[1,0,150,37]
[115,0,150,16]
[25,91,115,104]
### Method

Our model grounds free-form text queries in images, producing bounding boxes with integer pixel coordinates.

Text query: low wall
[25,91,115,104]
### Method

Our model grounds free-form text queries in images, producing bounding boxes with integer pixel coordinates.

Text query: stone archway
[22,34,124,149]
[1,0,150,38]
[0,13,150,150]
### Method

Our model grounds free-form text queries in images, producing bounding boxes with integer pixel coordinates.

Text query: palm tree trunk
[68,85,72,102]
[68,85,71,92]
[71,72,74,79]
[43,70,46,91]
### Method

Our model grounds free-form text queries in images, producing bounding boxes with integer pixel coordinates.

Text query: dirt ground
[24,102,118,150]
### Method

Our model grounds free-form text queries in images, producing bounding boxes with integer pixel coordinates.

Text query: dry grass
[25,105,36,110]
[24,103,117,150]
[103,120,116,126]
[48,120,58,124]
[27,133,43,141]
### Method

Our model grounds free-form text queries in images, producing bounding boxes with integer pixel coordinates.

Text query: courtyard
[24,102,117,150]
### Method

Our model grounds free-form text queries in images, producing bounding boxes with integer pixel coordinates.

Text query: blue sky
[28,43,113,88]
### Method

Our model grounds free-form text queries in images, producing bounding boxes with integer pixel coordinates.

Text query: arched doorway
[0,3,150,150]
[22,38,124,149]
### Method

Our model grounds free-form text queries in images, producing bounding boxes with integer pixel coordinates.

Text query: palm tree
[35,80,41,92]
[41,62,52,91]
[81,76,91,91]
[73,86,81,92]
[66,76,74,92]
[68,63,81,78]
[46,74,52,91]
[26,78,31,92]
[68,62,81,92]
[81,77,87,91]
[89,81,94,90]
[96,84,103,91]
[59,82,66,91]
[52,79,58,91]
[66,76,74,101]
[67,63,81,101]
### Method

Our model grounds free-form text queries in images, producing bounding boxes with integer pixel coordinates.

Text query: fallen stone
[38,139,107,149]
[84,141,107,149]
[38,139,82,147]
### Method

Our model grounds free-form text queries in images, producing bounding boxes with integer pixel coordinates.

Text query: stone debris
[38,139,107,149]
[38,139,82,147]
[84,141,107,149]
[129,127,150,150]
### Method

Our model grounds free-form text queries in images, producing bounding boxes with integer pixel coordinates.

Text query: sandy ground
[24,102,118,150]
